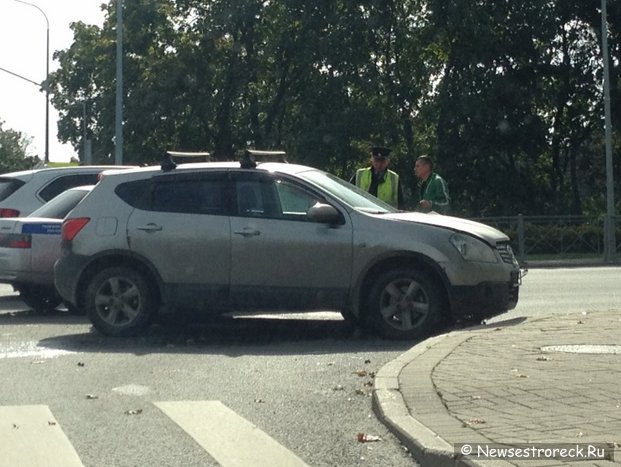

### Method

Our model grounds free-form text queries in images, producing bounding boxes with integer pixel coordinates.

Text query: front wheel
[85,266,156,337]
[366,268,444,340]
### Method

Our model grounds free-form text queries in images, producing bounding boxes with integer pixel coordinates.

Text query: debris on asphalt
[466,417,486,425]
[124,409,143,415]
[332,384,345,391]
[77,362,85,367]
[86,394,98,400]
[357,432,381,443]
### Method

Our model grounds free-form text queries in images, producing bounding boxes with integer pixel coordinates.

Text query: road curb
[373,322,537,467]
[373,333,458,467]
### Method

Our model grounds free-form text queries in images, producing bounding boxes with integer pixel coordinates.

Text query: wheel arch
[353,252,451,320]
[75,251,163,311]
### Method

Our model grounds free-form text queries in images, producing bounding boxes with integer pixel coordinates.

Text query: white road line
[0,405,83,467]
[0,341,76,359]
[155,401,309,467]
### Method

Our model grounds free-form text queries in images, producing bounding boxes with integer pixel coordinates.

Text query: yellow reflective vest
[355,168,400,207]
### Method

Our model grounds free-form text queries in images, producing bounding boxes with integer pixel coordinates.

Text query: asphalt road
[0,266,619,466]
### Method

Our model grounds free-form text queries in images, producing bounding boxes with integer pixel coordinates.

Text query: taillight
[62,218,90,241]
[0,234,31,249]
[0,208,20,218]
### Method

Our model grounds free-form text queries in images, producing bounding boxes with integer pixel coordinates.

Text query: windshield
[297,169,398,214]
[28,186,93,219]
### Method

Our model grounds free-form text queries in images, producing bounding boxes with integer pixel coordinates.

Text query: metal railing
[471,214,621,266]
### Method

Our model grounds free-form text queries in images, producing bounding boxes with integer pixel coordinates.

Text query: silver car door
[126,172,231,310]
[229,172,353,311]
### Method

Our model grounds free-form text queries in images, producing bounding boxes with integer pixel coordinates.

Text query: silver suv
[55,157,522,339]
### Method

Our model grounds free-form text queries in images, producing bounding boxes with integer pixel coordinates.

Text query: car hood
[382,212,510,244]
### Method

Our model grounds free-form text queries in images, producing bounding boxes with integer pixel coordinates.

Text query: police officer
[354,146,403,208]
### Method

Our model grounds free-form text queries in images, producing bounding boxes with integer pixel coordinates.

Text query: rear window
[115,179,151,209]
[0,178,25,202]
[38,173,101,202]
[28,187,92,219]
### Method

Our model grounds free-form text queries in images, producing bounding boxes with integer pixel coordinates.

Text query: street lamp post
[115,0,124,165]
[14,0,50,164]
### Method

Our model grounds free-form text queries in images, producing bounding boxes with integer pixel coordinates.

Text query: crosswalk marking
[0,405,83,467]
[155,401,309,467]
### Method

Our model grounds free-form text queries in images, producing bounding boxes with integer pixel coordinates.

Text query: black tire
[19,286,62,312]
[366,267,443,340]
[85,266,156,337]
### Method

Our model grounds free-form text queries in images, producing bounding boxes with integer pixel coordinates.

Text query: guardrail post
[517,214,525,265]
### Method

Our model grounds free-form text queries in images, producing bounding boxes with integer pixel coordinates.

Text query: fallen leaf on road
[357,433,381,443]
[467,418,486,425]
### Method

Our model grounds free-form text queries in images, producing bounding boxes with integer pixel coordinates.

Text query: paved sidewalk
[374,310,621,466]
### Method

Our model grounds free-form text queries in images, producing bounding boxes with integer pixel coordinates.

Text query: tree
[49,0,619,217]
[0,120,37,173]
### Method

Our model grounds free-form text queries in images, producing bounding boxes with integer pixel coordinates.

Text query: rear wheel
[367,267,443,340]
[18,285,61,313]
[85,266,156,337]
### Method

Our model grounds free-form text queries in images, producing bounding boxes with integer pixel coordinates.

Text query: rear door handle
[136,223,163,232]
[234,228,261,237]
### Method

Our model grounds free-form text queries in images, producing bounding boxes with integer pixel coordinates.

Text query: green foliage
[0,120,38,173]
[49,0,620,217]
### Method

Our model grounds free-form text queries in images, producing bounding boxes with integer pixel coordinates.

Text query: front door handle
[234,228,261,237]
[136,223,163,232]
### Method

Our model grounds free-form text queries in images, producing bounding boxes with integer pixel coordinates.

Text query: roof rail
[240,150,287,169]
[161,150,211,172]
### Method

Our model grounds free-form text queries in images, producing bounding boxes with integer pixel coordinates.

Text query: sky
[0,1,106,162]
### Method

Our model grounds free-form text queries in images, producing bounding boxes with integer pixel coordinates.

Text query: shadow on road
[31,313,420,357]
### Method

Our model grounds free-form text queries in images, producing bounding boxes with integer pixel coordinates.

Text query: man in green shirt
[415,155,450,214]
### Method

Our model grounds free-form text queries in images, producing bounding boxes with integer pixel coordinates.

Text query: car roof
[99,161,315,182]
[0,165,137,180]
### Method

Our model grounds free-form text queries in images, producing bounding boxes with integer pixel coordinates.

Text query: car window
[236,181,266,217]
[274,180,321,220]
[0,178,25,201]
[235,176,323,222]
[38,173,101,201]
[151,178,228,215]
[28,187,93,219]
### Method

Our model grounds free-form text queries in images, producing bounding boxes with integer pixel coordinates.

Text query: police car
[55,151,523,339]
[0,185,94,312]
[0,165,135,218]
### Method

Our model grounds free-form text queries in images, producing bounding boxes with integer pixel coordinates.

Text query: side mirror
[307,203,340,224]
